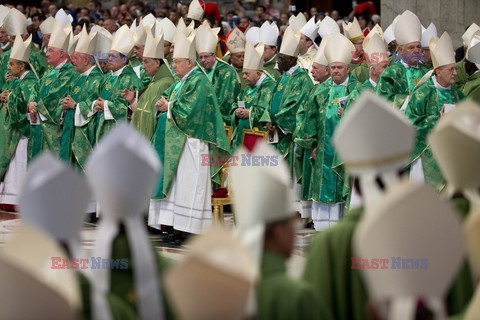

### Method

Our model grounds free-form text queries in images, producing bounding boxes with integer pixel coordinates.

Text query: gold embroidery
[277,83,283,91]
[412,77,419,86]
[245,95,252,103]
[105,82,112,91]
[171,91,177,99]
[45,78,52,86]
[332,97,339,106]
[73,86,80,94]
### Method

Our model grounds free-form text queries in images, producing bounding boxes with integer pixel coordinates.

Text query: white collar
[285,64,299,75]
[181,66,197,81]
[255,73,266,87]
[333,76,349,86]
[369,78,377,88]
[265,54,277,64]
[112,65,126,76]
[432,75,450,90]
[19,70,30,79]
[81,65,96,76]
[401,59,418,69]
[54,59,68,70]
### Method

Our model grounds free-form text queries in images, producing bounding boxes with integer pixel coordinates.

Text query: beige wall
[381,0,480,48]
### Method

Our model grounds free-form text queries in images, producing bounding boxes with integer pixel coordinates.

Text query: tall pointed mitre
[164,226,257,320]
[289,12,307,32]
[421,22,437,48]
[155,18,176,43]
[394,10,422,45]
[226,27,246,53]
[428,100,480,192]
[90,26,112,61]
[324,33,355,65]
[0,5,10,27]
[343,17,364,42]
[363,33,388,64]
[174,17,195,42]
[368,24,383,39]
[312,36,329,66]
[54,8,73,28]
[243,41,264,71]
[383,14,400,45]
[0,224,81,320]
[49,23,71,51]
[462,23,480,47]
[187,0,204,22]
[466,33,480,69]
[300,16,320,41]
[10,34,32,63]
[39,16,57,35]
[142,13,157,28]
[333,91,415,175]
[429,32,455,68]
[3,8,26,36]
[143,30,164,59]
[279,26,300,57]
[195,21,219,54]
[259,21,279,47]
[131,18,148,46]
[174,32,196,60]
[245,26,260,46]
[74,25,95,55]
[354,181,464,320]
[318,16,340,39]
[110,24,135,56]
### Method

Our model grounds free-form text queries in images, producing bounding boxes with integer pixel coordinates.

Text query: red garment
[354,1,376,15]
[204,3,221,21]
[363,28,370,37]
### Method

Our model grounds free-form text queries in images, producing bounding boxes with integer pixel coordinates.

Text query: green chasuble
[159,67,230,198]
[405,75,465,191]
[344,79,376,115]
[260,66,313,175]
[58,66,105,173]
[234,65,246,88]
[0,46,47,89]
[131,63,174,141]
[263,54,281,81]
[376,61,429,108]
[209,59,242,124]
[29,62,79,159]
[455,59,468,90]
[230,74,275,148]
[0,71,36,180]
[93,65,141,143]
[462,70,480,104]
[296,76,358,204]
[109,231,177,319]
[350,62,369,83]
[257,250,333,320]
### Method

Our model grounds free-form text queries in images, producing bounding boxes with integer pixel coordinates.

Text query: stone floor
[0,210,316,279]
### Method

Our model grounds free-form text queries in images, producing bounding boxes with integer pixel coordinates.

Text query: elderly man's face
[230,52,244,69]
[172,58,194,78]
[311,62,330,83]
[330,62,350,84]
[198,52,217,70]
[435,63,457,86]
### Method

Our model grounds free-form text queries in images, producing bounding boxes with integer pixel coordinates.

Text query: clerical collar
[401,59,418,69]
[369,78,377,88]
[432,75,450,90]
[333,76,349,87]
[181,66,197,81]
[54,59,68,70]
[285,64,299,75]
[112,65,126,76]
[19,70,30,80]
[0,42,9,50]
[265,54,277,64]
[255,73,266,87]
[81,65,96,76]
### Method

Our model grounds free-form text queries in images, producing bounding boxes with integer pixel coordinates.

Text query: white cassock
[148,137,213,234]
[0,136,28,206]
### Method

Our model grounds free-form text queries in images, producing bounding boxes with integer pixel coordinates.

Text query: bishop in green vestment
[229,42,275,149]
[405,68,465,191]
[91,51,141,143]
[264,53,280,80]
[0,56,36,206]
[27,47,79,159]
[148,37,230,234]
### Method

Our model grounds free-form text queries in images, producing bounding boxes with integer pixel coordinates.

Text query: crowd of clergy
[1,0,480,319]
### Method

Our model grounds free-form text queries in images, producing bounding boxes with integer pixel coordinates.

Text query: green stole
[405,64,424,93]
[436,85,454,108]
[32,68,60,157]
[94,73,116,135]
[59,75,89,162]
[152,80,186,199]
[270,73,290,124]
[232,84,259,147]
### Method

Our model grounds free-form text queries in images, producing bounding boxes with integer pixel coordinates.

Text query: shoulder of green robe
[215,60,237,76]
[261,76,276,89]
[23,71,38,81]
[383,62,407,77]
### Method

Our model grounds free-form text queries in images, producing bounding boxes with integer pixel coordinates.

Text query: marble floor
[0,210,316,279]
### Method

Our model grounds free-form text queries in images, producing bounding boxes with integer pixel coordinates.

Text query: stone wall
[381,0,480,48]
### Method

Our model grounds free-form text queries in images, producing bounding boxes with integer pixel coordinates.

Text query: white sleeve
[74,104,87,127]
[103,100,114,120]
[87,100,97,118]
